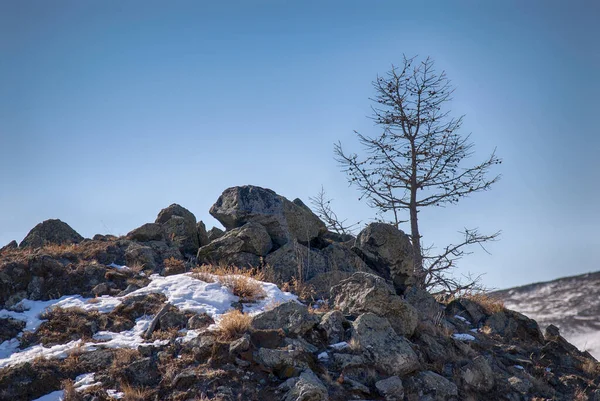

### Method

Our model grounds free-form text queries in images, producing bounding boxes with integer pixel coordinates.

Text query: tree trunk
[409,195,424,287]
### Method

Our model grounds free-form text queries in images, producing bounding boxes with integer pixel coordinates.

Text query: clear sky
[1,0,599,290]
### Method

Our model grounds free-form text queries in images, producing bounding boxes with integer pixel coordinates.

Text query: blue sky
[1,0,598,289]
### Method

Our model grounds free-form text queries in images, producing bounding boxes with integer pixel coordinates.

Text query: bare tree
[309,186,360,236]
[334,55,501,294]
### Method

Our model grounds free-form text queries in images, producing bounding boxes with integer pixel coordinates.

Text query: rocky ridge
[0,185,598,401]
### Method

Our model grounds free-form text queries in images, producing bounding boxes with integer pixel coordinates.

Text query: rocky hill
[491,271,600,360]
[1,185,599,401]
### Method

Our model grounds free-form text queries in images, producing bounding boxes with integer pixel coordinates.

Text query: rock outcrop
[330,272,418,337]
[19,219,84,248]
[155,203,200,255]
[2,185,599,401]
[352,222,415,292]
[209,185,326,247]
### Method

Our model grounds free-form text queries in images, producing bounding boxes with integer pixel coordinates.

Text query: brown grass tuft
[217,310,252,341]
[121,383,153,401]
[164,257,185,271]
[61,379,82,401]
[191,265,267,302]
[462,292,505,314]
[218,275,266,303]
[150,327,184,341]
[582,359,600,376]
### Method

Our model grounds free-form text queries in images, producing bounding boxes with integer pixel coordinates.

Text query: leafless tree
[309,186,360,236]
[334,55,501,294]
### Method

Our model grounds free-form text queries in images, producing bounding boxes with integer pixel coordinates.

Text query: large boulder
[251,301,320,336]
[155,204,199,255]
[404,371,458,401]
[19,219,84,248]
[351,313,420,376]
[352,223,415,292]
[126,223,165,242]
[209,185,326,247]
[265,241,327,283]
[330,272,418,337]
[483,310,545,344]
[196,222,272,267]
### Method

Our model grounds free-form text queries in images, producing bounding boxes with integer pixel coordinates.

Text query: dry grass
[121,383,153,401]
[462,292,505,314]
[61,379,82,401]
[192,264,266,281]
[581,359,600,376]
[150,327,184,341]
[109,349,141,378]
[164,257,185,271]
[281,276,316,301]
[219,275,266,303]
[192,264,267,302]
[573,387,589,401]
[217,310,252,341]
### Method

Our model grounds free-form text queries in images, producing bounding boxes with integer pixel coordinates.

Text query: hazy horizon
[2,0,599,290]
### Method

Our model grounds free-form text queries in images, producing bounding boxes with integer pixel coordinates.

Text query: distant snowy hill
[492,271,600,359]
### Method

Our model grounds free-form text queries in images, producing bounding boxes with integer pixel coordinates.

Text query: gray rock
[207,227,225,242]
[19,219,84,248]
[484,310,544,344]
[445,298,486,325]
[187,313,215,330]
[319,310,347,344]
[352,223,415,292]
[283,197,327,244]
[125,243,158,270]
[126,223,165,242]
[197,222,272,267]
[163,216,198,255]
[251,301,319,336]
[209,185,326,247]
[124,357,160,386]
[330,272,418,337]
[283,369,329,401]
[156,204,199,255]
[256,347,310,378]
[376,376,404,401]
[197,221,210,247]
[265,241,327,283]
[229,334,250,356]
[406,371,458,401]
[159,309,187,330]
[404,286,442,322]
[0,240,18,253]
[460,355,495,392]
[351,313,420,376]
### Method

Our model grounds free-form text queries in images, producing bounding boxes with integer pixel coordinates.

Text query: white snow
[107,389,124,399]
[452,333,476,341]
[107,263,130,271]
[74,372,100,391]
[318,351,329,360]
[329,341,350,350]
[31,390,63,401]
[0,272,297,369]
[454,315,472,325]
[514,365,524,370]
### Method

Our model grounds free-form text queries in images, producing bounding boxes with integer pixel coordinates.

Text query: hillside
[492,271,600,360]
[1,185,599,401]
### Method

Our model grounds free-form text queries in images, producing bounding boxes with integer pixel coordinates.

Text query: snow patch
[452,333,476,341]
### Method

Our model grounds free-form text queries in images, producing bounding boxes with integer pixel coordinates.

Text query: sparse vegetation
[217,309,252,341]
[121,383,153,401]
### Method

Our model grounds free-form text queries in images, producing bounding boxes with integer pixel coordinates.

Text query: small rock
[283,369,329,401]
[376,376,404,401]
[188,313,215,330]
